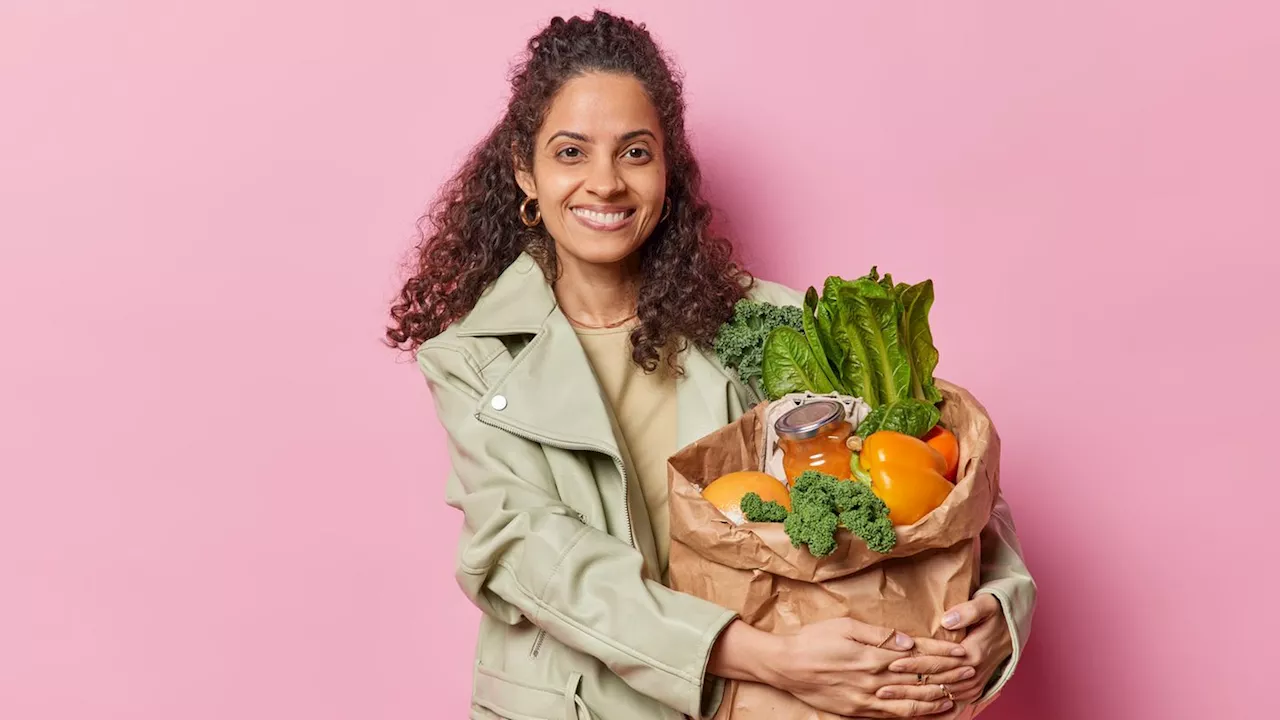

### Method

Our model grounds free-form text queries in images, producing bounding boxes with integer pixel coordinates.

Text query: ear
[513,151,537,199]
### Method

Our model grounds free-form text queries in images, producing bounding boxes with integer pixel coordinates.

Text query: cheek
[631,169,667,208]
[532,169,577,208]
[648,161,668,194]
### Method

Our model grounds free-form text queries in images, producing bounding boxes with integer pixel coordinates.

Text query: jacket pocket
[472,663,592,720]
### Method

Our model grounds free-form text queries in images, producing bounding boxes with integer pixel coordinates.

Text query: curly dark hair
[385,10,752,371]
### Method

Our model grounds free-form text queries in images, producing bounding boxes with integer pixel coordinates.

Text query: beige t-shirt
[574,322,678,580]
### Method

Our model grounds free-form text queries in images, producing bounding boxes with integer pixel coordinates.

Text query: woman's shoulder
[413,317,502,387]
[745,276,805,308]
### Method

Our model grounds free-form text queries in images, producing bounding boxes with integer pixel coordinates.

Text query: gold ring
[938,684,955,702]
[916,673,929,685]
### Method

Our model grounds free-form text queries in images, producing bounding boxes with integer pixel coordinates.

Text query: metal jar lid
[775,400,847,440]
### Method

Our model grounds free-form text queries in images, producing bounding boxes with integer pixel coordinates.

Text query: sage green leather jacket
[417,253,1036,719]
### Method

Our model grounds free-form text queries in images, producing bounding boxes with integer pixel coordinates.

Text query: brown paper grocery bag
[667,380,1000,720]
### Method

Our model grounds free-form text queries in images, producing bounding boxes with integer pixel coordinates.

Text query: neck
[553,251,641,328]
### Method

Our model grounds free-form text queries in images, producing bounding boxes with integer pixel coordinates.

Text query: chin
[558,237,646,267]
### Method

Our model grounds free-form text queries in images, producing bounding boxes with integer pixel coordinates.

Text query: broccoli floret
[714,300,804,396]
[783,471,898,556]
[741,491,789,523]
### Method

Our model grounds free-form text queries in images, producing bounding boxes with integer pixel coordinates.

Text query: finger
[868,698,955,718]
[875,683,950,702]
[949,674,988,694]
[911,636,968,658]
[958,625,995,665]
[941,594,1000,631]
[936,676,984,703]
[878,665,978,694]
[887,655,968,675]
[954,685,983,703]
[839,618,916,651]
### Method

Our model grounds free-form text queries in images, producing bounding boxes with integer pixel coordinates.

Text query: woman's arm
[421,343,971,719]
[886,493,1037,708]
[419,345,737,719]
[710,617,967,717]
[971,491,1037,702]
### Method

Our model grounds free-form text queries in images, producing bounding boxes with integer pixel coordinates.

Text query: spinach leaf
[855,399,941,438]
[855,405,888,438]
[762,326,835,399]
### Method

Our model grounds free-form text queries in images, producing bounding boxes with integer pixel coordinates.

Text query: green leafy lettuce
[761,267,944,434]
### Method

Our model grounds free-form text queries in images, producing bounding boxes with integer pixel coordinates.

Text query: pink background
[2,2,1276,719]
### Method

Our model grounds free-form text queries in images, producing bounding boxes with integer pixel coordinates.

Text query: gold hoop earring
[519,197,541,227]
[660,197,672,223]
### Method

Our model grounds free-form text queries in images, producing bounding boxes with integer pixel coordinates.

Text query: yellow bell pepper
[858,430,953,526]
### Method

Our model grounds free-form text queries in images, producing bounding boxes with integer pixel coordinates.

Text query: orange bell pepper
[858,431,953,526]
[923,425,960,482]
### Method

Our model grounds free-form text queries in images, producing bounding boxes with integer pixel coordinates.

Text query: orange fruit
[702,471,791,524]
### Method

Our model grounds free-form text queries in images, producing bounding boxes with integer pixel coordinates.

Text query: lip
[570,205,637,232]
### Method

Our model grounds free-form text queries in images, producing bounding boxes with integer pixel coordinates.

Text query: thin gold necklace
[561,308,638,330]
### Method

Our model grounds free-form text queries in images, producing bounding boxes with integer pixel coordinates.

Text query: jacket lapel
[458,253,657,562]
[458,252,757,453]
[456,252,756,570]
[676,345,756,449]
[460,253,623,464]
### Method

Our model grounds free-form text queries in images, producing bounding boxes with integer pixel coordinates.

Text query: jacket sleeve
[418,345,738,719]
[973,492,1037,705]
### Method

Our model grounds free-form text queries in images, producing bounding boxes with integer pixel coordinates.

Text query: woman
[388,11,1035,720]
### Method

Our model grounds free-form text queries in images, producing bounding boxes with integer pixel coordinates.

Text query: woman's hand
[874,594,1012,709]
[711,617,974,718]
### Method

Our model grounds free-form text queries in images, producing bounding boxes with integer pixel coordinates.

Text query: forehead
[539,72,662,142]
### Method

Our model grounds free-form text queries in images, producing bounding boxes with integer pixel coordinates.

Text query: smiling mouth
[571,207,636,230]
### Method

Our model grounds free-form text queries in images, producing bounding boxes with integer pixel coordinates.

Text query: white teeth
[573,208,629,225]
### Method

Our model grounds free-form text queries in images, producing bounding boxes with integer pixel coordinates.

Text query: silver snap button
[490,394,507,411]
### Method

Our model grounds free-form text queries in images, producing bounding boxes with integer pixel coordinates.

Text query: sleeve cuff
[694,609,740,719]
[973,587,1021,706]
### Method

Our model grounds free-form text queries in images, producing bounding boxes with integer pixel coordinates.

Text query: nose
[585,156,625,198]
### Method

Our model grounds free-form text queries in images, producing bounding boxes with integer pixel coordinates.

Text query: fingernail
[942,612,961,629]
[879,689,897,699]
[895,632,913,649]
[961,667,976,680]
[942,701,954,711]
[951,646,967,657]
[888,661,906,672]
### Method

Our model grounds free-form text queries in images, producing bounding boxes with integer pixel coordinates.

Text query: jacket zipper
[476,412,635,663]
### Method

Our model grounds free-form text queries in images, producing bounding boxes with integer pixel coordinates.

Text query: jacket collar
[455,252,556,337]
[459,252,752,450]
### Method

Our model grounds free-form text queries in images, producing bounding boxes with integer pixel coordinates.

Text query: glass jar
[775,400,854,485]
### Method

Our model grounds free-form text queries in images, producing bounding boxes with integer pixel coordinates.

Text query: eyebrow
[545,129,657,147]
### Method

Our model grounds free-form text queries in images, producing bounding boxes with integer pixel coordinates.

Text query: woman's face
[516,72,667,269]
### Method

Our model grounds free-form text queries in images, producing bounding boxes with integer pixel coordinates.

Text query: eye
[556,146,583,160]
[624,146,651,161]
